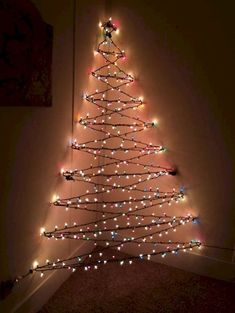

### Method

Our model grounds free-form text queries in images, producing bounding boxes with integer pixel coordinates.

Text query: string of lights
[30,241,202,277]
[12,18,203,287]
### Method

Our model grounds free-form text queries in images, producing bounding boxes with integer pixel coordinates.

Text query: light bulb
[152,119,158,127]
[40,227,45,235]
[52,194,59,203]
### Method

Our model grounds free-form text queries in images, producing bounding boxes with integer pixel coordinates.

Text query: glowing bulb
[116,29,120,35]
[152,119,158,127]
[33,260,39,268]
[40,227,45,235]
[52,194,59,203]
[98,21,102,27]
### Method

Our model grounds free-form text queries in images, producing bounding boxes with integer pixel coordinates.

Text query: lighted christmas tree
[18,18,201,279]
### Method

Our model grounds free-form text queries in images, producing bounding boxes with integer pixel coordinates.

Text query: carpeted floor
[39,249,235,313]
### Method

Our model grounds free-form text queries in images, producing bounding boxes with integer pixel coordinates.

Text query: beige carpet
[39,249,235,313]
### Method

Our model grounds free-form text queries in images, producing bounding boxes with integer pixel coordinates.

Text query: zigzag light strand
[16,18,200,282]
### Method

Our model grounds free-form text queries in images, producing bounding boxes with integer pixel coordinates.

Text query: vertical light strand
[71,0,76,136]
[69,0,77,258]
